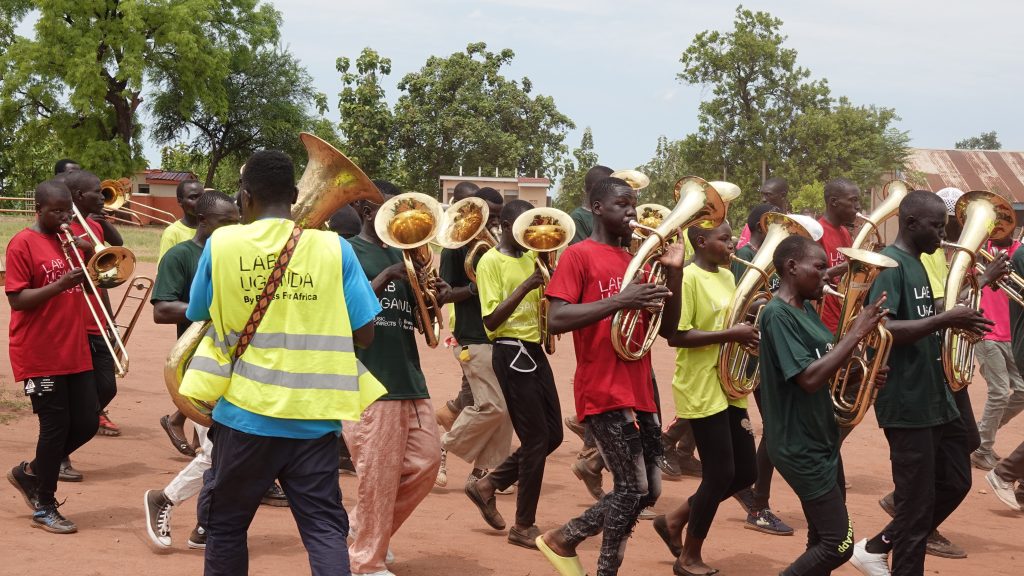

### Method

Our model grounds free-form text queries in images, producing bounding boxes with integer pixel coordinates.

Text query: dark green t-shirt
[1010,248,1024,369]
[570,207,593,245]
[760,298,839,501]
[439,246,489,345]
[151,240,203,338]
[867,245,959,428]
[349,236,429,400]
[730,244,780,292]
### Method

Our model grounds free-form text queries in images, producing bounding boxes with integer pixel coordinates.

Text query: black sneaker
[261,482,289,507]
[188,524,207,549]
[58,457,83,482]
[339,456,356,476]
[744,508,794,536]
[32,502,77,534]
[732,487,757,514]
[7,462,40,511]
[144,490,174,548]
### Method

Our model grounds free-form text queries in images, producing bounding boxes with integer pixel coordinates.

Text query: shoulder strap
[233,225,303,360]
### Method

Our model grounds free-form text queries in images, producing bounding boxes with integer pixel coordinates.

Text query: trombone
[101,178,177,226]
[511,207,575,355]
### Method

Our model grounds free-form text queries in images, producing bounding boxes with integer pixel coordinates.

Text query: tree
[955,131,1001,150]
[553,127,598,212]
[2,1,279,178]
[337,48,396,180]
[638,136,694,207]
[392,43,574,195]
[150,45,327,187]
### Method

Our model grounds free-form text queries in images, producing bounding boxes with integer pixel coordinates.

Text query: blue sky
[17,1,1024,174]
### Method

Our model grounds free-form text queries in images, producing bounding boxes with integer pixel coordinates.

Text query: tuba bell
[611,169,651,192]
[611,176,741,361]
[375,192,445,349]
[942,190,1016,391]
[511,207,576,355]
[828,247,898,428]
[630,204,670,254]
[718,212,815,399]
[436,196,497,282]
[850,179,911,252]
[165,132,385,427]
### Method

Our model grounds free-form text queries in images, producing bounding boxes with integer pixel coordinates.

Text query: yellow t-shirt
[159,220,197,261]
[920,248,948,299]
[672,262,746,419]
[476,249,541,343]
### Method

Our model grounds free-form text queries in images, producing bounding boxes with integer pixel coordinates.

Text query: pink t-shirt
[980,240,1020,342]
[736,223,751,249]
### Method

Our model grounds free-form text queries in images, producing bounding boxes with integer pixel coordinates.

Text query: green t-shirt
[570,207,593,245]
[730,243,779,292]
[1010,248,1024,370]
[476,248,542,342]
[151,240,203,338]
[672,263,746,419]
[868,245,959,428]
[759,298,839,501]
[439,246,489,346]
[349,236,429,400]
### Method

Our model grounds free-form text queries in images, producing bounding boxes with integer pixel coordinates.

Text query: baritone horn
[611,176,741,361]
[100,178,177,226]
[850,179,911,252]
[375,192,444,349]
[827,247,898,428]
[942,190,1016,391]
[436,196,497,282]
[166,133,385,427]
[718,213,814,399]
[512,207,576,355]
[975,248,1024,307]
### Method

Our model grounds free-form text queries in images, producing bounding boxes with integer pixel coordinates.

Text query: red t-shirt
[69,218,105,336]
[818,217,852,334]
[544,239,657,420]
[6,228,92,381]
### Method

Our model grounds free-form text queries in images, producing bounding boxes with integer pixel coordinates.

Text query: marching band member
[817,178,861,335]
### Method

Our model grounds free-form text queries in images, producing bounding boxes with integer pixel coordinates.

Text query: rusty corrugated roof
[144,171,197,183]
[904,148,1024,201]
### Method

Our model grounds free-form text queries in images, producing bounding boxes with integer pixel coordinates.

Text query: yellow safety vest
[179,219,385,420]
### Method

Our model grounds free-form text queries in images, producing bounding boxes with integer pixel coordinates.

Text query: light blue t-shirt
[186,222,380,439]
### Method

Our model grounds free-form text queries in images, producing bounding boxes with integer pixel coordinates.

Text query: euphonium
[850,179,910,252]
[975,247,1024,307]
[942,190,1016,391]
[611,176,741,361]
[436,196,497,282]
[511,207,576,355]
[718,212,814,399]
[828,247,898,428]
[101,177,177,226]
[375,192,444,349]
[630,204,670,254]
[165,133,384,427]
[611,169,651,191]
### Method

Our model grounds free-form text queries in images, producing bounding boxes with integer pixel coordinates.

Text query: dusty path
[1,260,1021,575]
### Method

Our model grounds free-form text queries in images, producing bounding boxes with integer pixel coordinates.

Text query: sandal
[161,414,196,457]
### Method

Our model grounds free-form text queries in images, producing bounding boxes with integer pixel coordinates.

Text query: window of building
[137,184,151,195]
[503,189,518,201]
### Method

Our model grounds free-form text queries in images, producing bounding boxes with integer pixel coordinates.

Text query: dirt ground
[1,260,1022,576]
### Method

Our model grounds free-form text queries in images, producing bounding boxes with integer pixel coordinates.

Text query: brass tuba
[827,247,898,428]
[718,212,815,399]
[611,169,651,191]
[375,192,444,349]
[165,133,384,427]
[942,190,1016,391]
[610,176,741,361]
[436,196,497,282]
[101,177,177,226]
[630,204,670,254]
[850,179,911,252]
[511,207,576,355]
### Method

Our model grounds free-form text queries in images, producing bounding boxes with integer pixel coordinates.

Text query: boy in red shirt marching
[537,177,684,576]
[5,180,98,534]
[817,178,860,334]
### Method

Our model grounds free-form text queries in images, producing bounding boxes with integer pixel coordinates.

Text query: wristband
[468,282,478,296]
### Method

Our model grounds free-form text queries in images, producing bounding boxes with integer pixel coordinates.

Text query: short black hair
[589,176,631,208]
[898,190,945,225]
[500,199,533,224]
[35,179,71,206]
[372,179,401,198]
[241,150,296,204]
[747,203,779,233]
[327,205,363,238]
[474,186,503,205]
[452,181,480,201]
[195,190,236,217]
[54,159,80,174]
[584,165,614,195]
[824,178,857,202]
[761,177,789,195]
[176,179,202,199]
[63,170,99,195]
[686,219,727,246]
[773,235,821,273]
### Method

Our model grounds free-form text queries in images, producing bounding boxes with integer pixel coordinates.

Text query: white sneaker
[386,547,395,563]
[986,470,1022,511]
[850,538,890,576]
[434,449,448,488]
[353,571,396,576]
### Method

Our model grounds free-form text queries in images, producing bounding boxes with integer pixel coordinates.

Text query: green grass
[0,216,164,264]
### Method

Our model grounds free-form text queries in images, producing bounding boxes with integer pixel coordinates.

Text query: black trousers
[687,405,758,539]
[488,339,562,527]
[88,334,117,410]
[953,387,981,453]
[28,371,99,504]
[751,388,776,510]
[880,418,971,576]
[198,425,349,576]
